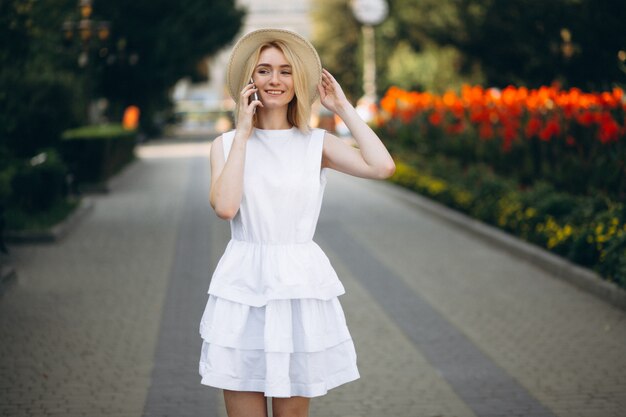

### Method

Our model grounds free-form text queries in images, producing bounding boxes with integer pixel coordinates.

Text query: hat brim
[226,28,322,105]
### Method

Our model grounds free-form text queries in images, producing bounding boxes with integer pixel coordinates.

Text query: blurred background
[1,2,626,416]
[1,0,625,295]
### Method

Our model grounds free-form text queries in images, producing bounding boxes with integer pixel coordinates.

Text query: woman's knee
[223,390,268,417]
[271,396,310,417]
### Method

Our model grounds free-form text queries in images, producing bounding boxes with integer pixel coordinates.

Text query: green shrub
[0,147,17,205]
[10,148,68,213]
[388,158,626,289]
[60,124,137,186]
[0,75,82,158]
[61,124,134,140]
[4,197,79,232]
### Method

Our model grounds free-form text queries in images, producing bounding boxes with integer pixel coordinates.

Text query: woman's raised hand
[318,69,349,115]
[236,81,263,138]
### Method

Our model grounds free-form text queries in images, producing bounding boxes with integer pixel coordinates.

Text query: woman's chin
[258,101,289,110]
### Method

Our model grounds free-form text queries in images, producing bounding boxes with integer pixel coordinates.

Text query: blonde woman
[199,28,395,417]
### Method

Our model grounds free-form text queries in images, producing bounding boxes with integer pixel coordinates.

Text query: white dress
[199,126,360,398]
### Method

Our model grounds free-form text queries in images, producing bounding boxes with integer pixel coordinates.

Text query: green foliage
[1,73,82,157]
[311,0,362,102]
[389,159,626,288]
[62,123,134,140]
[386,41,484,93]
[10,148,68,213]
[93,0,244,134]
[0,0,34,68]
[4,197,79,232]
[444,0,626,89]
[0,0,243,157]
[0,163,16,205]
[60,123,136,186]
[312,0,626,94]
[0,0,85,159]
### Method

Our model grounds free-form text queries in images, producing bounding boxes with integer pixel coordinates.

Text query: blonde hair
[237,41,311,133]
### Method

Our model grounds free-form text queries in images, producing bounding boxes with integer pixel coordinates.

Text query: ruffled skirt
[198,295,360,398]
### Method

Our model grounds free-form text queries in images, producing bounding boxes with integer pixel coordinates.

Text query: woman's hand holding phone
[249,78,260,110]
[236,78,263,139]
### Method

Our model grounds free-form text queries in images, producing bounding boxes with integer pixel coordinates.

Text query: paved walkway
[1,138,625,417]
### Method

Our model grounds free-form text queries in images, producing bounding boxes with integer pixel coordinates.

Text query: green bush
[0,74,83,158]
[4,197,80,232]
[389,159,626,288]
[10,148,68,213]
[60,124,137,186]
[0,147,17,205]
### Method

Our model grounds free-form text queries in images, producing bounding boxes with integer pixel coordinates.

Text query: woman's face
[252,47,295,109]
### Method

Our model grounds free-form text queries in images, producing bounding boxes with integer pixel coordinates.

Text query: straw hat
[226,28,322,104]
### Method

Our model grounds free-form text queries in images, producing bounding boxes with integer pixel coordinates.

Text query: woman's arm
[209,81,262,220]
[318,69,395,179]
[209,134,247,220]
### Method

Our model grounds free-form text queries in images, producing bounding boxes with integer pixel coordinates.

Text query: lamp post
[350,0,388,123]
[351,0,388,101]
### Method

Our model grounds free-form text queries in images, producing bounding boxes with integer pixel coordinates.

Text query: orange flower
[539,118,560,142]
[576,111,595,126]
[479,123,494,139]
[525,116,542,138]
[597,112,620,143]
[379,84,624,147]
[428,111,443,126]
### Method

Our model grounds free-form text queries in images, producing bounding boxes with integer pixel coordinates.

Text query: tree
[0,0,83,157]
[313,0,626,95]
[93,0,244,134]
[432,0,626,89]
[312,0,482,97]
[311,0,362,102]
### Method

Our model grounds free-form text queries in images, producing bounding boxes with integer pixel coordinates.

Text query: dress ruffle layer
[207,239,345,307]
[198,295,360,398]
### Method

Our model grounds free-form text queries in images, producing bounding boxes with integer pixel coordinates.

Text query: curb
[3,197,94,244]
[373,180,626,312]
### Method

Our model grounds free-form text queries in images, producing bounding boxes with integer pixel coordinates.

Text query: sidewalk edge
[374,180,626,312]
[4,197,94,243]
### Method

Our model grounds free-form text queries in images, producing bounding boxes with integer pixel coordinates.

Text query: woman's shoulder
[210,130,237,160]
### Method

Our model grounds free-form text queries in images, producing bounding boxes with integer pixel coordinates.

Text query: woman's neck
[256,107,292,130]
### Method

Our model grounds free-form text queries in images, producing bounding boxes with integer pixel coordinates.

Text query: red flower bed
[377,85,626,200]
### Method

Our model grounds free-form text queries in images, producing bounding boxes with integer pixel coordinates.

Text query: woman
[199,28,395,417]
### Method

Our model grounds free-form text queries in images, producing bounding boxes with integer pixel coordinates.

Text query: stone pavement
[1,137,625,417]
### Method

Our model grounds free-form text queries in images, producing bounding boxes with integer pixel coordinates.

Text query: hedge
[389,157,626,288]
[60,124,137,188]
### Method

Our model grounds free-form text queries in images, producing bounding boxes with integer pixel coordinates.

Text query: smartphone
[249,78,259,104]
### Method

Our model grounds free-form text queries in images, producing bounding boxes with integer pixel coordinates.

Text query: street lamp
[350,0,388,123]
[351,0,388,102]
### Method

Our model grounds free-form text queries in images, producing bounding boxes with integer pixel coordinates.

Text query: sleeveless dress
[199,126,360,398]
